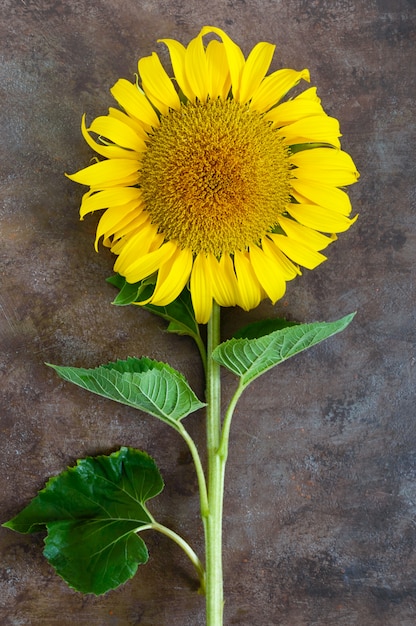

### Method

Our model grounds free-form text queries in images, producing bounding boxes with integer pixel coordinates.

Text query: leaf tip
[340,311,357,327]
[2,520,13,530]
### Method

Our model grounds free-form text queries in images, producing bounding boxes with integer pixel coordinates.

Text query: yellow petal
[291,146,358,171]
[118,240,177,284]
[264,99,324,126]
[88,115,146,153]
[110,78,160,128]
[190,253,213,324]
[208,253,238,307]
[148,232,165,252]
[110,230,164,257]
[107,107,148,140]
[268,233,327,269]
[249,68,310,113]
[206,40,231,99]
[239,41,275,104]
[104,224,142,249]
[105,214,149,249]
[95,200,145,250]
[286,203,357,233]
[262,237,300,280]
[291,179,352,215]
[184,34,209,102]
[146,246,193,306]
[278,215,336,251]
[113,220,159,273]
[67,159,139,189]
[80,114,132,160]
[158,38,193,101]
[199,26,245,100]
[78,187,142,219]
[296,86,321,104]
[291,147,359,187]
[277,115,341,148]
[233,251,262,311]
[249,245,286,303]
[138,52,180,115]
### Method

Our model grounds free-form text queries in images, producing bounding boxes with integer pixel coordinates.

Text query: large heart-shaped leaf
[213,313,355,387]
[48,357,205,426]
[3,447,163,594]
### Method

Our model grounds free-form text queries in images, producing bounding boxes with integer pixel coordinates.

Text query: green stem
[217,381,246,460]
[177,421,209,517]
[139,522,205,593]
[194,331,208,377]
[204,301,224,626]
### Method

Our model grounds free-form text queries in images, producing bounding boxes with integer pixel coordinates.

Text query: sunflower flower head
[69,26,359,323]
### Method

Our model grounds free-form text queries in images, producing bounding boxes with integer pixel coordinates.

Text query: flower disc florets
[140,99,292,257]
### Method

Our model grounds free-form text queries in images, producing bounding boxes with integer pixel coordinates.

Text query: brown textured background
[1,1,415,625]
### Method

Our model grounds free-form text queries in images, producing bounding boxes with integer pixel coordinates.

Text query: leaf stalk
[139,522,206,593]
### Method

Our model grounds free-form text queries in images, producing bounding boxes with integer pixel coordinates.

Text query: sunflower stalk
[204,301,225,625]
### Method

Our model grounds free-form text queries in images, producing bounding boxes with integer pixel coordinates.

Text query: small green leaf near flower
[48,357,205,426]
[3,447,163,595]
[107,274,155,306]
[107,274,201,342]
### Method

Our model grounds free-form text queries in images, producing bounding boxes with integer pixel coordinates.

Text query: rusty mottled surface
[1,1,415,624]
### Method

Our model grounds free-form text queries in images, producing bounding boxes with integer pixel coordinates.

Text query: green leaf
[47,357,205,426]
[107,274,200,342]
[233,317,299,340]
[3,447,163,594]
[213,313,355,387]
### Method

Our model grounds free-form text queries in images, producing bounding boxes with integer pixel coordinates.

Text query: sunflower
[69,26,359,324]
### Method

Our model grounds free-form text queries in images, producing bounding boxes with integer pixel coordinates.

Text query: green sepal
[233,317,299,340]
[107,274,201,342]
[107,274,155,305]
[213,313,355,387]
[3,447,163,595]
[47,357,205,426]
[289,142,337,154]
